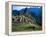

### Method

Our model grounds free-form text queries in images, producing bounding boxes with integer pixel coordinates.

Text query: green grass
[12,23,42,32]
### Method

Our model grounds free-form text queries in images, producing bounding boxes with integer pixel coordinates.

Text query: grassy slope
[12,23,42,32]
[12,15,42,32]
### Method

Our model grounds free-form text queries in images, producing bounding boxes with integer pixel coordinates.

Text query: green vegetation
[12,15,42,32]
[12,23,42,32]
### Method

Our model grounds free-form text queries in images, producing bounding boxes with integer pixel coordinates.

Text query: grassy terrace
[12,23,42,32]
[12,15,42,32]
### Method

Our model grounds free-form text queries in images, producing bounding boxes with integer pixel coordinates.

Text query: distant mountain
[12,7,41,16]
[12,7,42,26]
[12,7,27,16]
[12,10,19,16]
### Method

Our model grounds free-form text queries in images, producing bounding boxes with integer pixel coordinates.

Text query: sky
[12,6,26,10]
[12,5,41,10]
